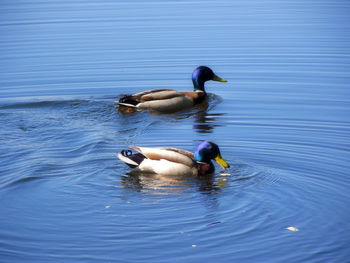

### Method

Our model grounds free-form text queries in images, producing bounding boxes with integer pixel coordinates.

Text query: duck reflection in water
[120,171,227,196]
[191,94,225,134]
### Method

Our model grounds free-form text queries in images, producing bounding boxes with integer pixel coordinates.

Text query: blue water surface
[1,0,350,262]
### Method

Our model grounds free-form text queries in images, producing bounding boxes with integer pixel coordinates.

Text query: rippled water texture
[1,1,350,262]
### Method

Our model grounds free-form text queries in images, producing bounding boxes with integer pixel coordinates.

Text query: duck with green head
[116,66,227,113]
[117,141,230,176]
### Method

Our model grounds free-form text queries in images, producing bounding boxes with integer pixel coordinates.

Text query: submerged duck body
[117,141,230,176]
[116,66,227,113]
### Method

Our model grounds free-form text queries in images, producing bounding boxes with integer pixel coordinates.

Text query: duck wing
[129,146,195,168]
[161,147,194,160]
[137,89,183,101]
[117,89,182,107]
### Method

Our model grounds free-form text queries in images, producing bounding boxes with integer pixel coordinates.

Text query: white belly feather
[137,159,198,176]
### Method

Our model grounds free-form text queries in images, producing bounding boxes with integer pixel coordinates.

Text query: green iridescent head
[192,66,227,91]
[194,141,230,169]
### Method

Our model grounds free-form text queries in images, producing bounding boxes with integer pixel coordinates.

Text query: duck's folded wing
[131,89,173,97]
[125,89,181,102]
[161,147,194,159]
[117,89,179,107]
[129,146,195,167]
[138,89,183,102]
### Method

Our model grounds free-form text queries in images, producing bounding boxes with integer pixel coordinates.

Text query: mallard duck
[115,66,227,112]
[117,141,229,176]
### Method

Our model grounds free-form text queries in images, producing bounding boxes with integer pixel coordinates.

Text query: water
[1,0,350,262]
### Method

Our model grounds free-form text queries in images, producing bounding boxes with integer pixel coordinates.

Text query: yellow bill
[212,74,227,82]
[214,154,230,169]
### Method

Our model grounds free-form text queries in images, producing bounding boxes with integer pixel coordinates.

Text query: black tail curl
[121,149,133,157]
[120,149,146,168]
